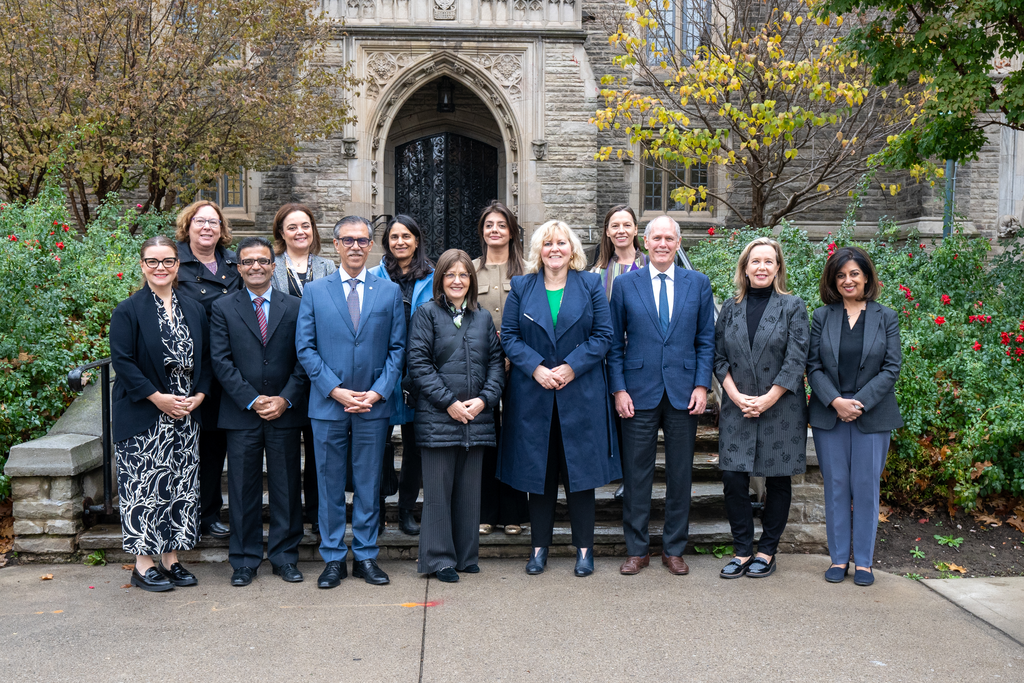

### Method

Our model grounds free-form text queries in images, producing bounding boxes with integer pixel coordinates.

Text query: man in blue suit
[296,216,406,588]
[607,216,715,576]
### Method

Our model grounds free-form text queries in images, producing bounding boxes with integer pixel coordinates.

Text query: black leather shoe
[202,521,230,539]
[273,563,304,583]
[457,564,480,574]
[399,509,421,536]
[613,483,625,500]
[230,566,257,587]
[525,547,548,575]
[131,567,174,592]
[157,561,198,587]
[435,566,460,583]
[746,555,777,578]
[720,556,755,579]
[317,561,346,589]
[352,558,390,585]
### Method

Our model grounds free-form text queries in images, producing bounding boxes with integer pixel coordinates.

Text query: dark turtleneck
[746,285,773,346]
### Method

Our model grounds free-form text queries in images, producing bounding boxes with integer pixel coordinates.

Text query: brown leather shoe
[620,554,650,575]
[662,554,690,575]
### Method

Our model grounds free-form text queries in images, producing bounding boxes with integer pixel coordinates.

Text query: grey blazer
[271,252,337,297]
[714,292,809,477]
[807,301,903,433]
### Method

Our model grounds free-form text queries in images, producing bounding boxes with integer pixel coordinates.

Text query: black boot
[399,508,420,535]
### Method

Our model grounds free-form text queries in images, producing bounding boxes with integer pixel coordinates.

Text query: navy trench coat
[498,269,621,494]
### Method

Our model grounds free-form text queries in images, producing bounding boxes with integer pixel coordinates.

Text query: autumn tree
[591,0,931,229]
[818,0,1024,165]
[0,0,357,227]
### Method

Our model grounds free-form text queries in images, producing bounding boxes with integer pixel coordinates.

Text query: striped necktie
[253,297,268,345]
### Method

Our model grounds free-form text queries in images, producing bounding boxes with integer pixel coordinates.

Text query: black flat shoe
[352,558,390,585]
[720,556,755,579]
[399,509,421,536]
[318,561,347,589]
[457,564,480,574]
[746,555,776,578]
[273,563,304,583]
[230,566,257,587]
[435,567,459,583]
[157,561,198,587]
[202,521,230,539]
[131,567,174,592]
[574,548,594,577]
[525,547,548,575]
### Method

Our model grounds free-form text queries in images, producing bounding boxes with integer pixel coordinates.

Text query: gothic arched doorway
[395,132,498,261]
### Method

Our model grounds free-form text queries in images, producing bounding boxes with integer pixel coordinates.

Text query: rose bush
[0,185,173,499]
[688,218,1024,510]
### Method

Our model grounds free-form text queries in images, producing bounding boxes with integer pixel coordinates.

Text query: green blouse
[547,288,564,326]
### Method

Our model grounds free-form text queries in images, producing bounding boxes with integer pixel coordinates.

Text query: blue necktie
[658,272,670,335]
[347,279,360,331]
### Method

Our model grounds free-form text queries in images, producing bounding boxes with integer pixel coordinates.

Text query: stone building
[209,0,1024,255]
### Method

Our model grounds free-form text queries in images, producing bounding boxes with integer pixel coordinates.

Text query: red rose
[941,294,951,305]
[919,243,925,249]
[1017,348,1024,357]
[707,227,715,236]
[62,225,69,232]
[8,235,17,242]
[56,242,64,249]
[1017,335,1024,344]
[953,254,958,259]
[52,221,59,226]
[54,255,60,262]
[1001,332,1011,345]
[116,272,123,279]
[908,252,914,258]
[1019,321,1024,331]
[935,316,945,325]
[973,341,982,351]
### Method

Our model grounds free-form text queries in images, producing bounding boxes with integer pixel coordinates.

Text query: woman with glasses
[269,203,337,533]
[407,249,504,582]
[110,236,212,591]
[174,200,243,541]
[368,215,435,535]
[472,201,529,537]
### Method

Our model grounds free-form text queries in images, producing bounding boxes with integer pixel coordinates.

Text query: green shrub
[0,185,174,498]
[689,219,1024,510]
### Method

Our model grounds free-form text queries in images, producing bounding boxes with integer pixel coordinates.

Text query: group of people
[109,198,902,593]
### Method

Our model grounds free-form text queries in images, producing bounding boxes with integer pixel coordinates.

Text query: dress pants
[311,415,389,562]
[198,380,228,528]
[301,425,318,525]
[418,446,483,574]
[225,423,304,569]
[528,402,596,550]
[395,422,422,512]
[621,391,697,557]
[479,404,529,526]
[721,471,792,557]
[812,416,890,568]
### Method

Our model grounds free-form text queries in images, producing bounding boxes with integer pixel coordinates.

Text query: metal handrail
[67,358,114,516]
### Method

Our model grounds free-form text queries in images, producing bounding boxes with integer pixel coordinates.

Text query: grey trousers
[812,420,890,568]
[417,446,484,574]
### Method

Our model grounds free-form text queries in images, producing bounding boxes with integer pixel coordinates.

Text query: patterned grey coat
[714,291,810,477]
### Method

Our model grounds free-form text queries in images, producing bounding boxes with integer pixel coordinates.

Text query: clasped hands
[330,387,383,413]
[252,395,288,421]
[831,397,864,422]
[729,390,780,419]
[532,364,575,391]
[149,392,205,420]
[447,398,486,424]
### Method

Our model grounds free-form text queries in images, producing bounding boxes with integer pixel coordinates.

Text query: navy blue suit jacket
[295,269,406,421]
[607,265,716,411]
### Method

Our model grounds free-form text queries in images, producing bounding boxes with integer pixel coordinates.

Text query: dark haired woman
[714,237,809,579]
[590,205,646,500]
[173,199,242,540]
[808,246,902,587]
[368,214,435,535]
[110,236,212,591]
[269,203,337,533]
[407,249,505,582]
[472,201,529,536]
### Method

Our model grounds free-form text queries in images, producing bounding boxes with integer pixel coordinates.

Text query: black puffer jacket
[407,301,505,449]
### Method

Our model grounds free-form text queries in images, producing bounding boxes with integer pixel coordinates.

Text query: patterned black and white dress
[115,291,201,555]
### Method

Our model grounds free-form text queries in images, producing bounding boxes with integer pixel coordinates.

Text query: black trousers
[418,446,483,573]
[621,391,697,557]
[528,402,595,550]
[480,404,529,527]
[301,425,318,524]
[395,422,421,512]
[199,427,228,527]
[721,470,792,557]
[225,423,304,569]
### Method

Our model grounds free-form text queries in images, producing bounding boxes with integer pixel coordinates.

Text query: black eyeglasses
[240,258,273,267]
[142,258,179,268]
[338,236,371,248]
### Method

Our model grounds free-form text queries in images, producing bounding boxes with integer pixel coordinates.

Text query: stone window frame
[643,0,711,67]
[632,139,718,224]
[195,168,261,224]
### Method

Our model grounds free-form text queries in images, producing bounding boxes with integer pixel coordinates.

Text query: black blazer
[807,301,903,433]
[209,289,309,430]
[109,285,212,443]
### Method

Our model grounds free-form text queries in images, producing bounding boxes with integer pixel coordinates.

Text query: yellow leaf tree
[591,0,931,228]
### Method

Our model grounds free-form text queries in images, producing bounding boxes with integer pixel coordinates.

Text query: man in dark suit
[296,216,406,588]
[210,236,309,587]
[607,216,716,576]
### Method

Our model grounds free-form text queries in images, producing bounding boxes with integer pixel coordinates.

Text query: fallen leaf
[878,511,890,523]
[121,564,134,571]
[975,514,1002,527]
[121,584,132,589]
[922,505,936,515]
[947,563,967,574]
[1007,515,1024,534]
[40,574,53,581]
[970,460,993,480]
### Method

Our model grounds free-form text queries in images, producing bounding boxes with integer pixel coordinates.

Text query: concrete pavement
[1,555,1021,682]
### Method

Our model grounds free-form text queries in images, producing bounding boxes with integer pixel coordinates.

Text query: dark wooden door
[394,132,498,261]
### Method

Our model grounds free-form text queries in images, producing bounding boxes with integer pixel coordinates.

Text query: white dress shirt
[650,264,675,321]
[341,267,368,310]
